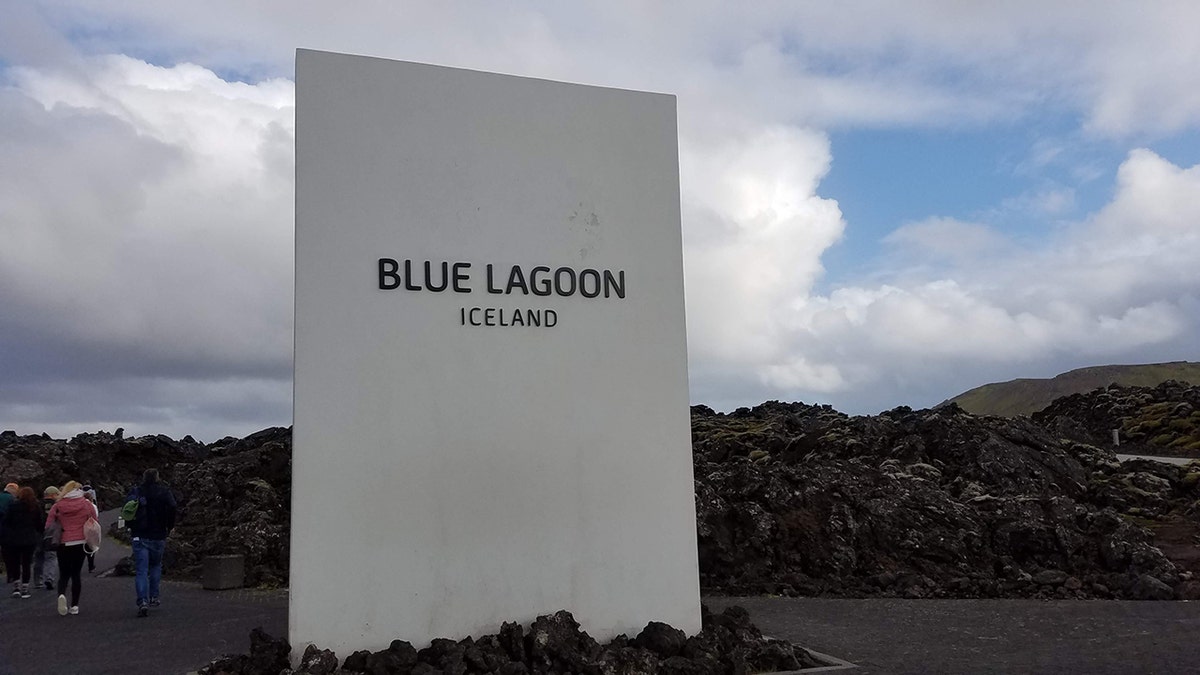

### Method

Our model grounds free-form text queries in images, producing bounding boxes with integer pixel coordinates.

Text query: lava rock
[295,644,338,674]
[200,607,822,674]
[691,402,1183,599]
[199,627,290,675]
[1034,381,1200,457]
[1128,574,1175,600]
[635,621,688,658]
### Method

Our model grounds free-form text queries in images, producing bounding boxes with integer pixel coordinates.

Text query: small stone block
[203,554,245,590]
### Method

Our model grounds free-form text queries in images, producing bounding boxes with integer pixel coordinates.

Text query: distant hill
[943,361,1200,417]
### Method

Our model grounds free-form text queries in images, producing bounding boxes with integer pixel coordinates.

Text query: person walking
[129,468,177,617]
[44,480,98,615]
[2,486,44,598]
[0,483,15,577]
[33,486,60,590]
[80,484,99,573]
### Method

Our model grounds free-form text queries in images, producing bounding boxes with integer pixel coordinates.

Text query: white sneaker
[57,594,67,616]
[68,606,79,615]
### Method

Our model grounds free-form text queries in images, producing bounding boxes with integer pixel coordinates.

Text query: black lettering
[603,270,625,298]
[530,266,552,296]
[506,266,529,295]
[512,310,525,326]
[579,269,601,298]
[453,262,471,293]
[528,309,541,327]
[484,308,496,326]
[403,259,421,291]
[545,309,558,327]
[424,261,448,292]
[554,267,577,296]
[486,264,502,294]
[460,307,465,325]
[469,307,482,326]
[498,308,510,326]
[379,258,400,290]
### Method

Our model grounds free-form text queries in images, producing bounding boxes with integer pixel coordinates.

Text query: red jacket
[46,491,98,545]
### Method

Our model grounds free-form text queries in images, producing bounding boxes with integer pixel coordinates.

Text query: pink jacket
[47,491,98,545]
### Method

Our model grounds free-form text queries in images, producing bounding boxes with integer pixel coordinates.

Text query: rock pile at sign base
[198,606,824,674]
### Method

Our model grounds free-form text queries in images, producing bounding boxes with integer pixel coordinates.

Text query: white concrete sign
[292,49,700,656]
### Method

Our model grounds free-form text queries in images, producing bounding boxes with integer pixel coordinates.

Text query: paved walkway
[0,510,286,675]
[1116,453,1195,466]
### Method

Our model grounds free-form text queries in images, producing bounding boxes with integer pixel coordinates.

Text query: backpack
[120,488,141,524]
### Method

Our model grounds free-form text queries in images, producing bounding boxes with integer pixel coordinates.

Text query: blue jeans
[133,538,166,606]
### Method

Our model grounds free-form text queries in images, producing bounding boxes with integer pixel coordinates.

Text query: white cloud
[19,1,1200,137]
[0,55,294,440]
[1090,149,1200,237]
[680,126,843,369]
[745,149,1200,411]
[2,2,1200,434]
[883,217,1012,265]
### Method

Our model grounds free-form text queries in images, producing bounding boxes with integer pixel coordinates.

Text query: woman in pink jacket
[44,480,98,616]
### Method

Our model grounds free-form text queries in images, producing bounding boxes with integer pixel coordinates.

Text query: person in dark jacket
[2,486,45,598]
[129,468,177,617]
[0,483,16,577]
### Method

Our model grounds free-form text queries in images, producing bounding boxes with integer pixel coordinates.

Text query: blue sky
[823,123,1200,289]
[1,1,1198,440]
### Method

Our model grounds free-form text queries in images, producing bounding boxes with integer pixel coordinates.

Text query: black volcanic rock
[1033,380,1200,457]
[691,401,1187,599]
[0,426,292,587]
[201,607,823,674]
[200,627,291,675]
[0,430,203,506]
[168,427,292,585]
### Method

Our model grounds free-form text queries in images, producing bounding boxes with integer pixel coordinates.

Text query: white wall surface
[292,49,699,657]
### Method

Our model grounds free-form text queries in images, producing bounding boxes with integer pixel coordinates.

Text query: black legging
[3,545,35,583]
[57,544,86,605]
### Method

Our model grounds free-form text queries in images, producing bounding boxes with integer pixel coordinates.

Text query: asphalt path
[707,596,1200,675]
[0,510,287,675]
[1116,453,1195,466]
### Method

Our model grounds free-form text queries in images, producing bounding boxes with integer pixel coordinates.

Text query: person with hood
[33,486,60,590]
[2,486,44,598]
[44,480,98,615]
[129,468,177,617]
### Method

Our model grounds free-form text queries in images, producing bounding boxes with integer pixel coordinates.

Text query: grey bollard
[202,554,245,590]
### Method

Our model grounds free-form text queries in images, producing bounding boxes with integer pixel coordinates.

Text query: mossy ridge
[1033,380,1200,458]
